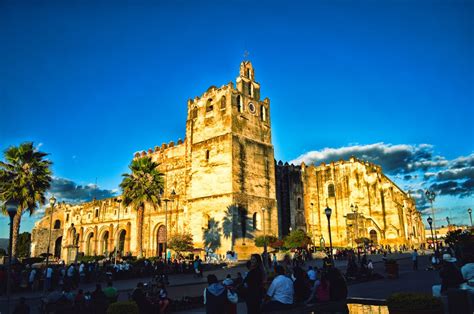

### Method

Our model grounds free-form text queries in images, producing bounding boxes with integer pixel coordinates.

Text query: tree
[120,156,164,258]
[203,218,221,251]
[284,229,312,249]
[0,142,52,257]
[17,232,31,258]
[254,235,278,247]
[168,232,194,256]
[222,204,239,250]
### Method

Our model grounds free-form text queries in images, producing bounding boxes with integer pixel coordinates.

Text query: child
[158,283,170,313]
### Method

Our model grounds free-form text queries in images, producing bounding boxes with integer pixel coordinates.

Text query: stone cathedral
[31,61,425,262]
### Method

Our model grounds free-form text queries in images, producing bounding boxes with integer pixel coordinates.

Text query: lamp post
[351,204,359,248]
[325,206,333,261]
[427,217,435,252]
[310,202,315,248]
[425,190,438,252]
[261,207,268,269]
[44,195,56,293]
[5,199,18,314]
[468,208,472,227]
[162,189,175,261]
[114,198,122,265]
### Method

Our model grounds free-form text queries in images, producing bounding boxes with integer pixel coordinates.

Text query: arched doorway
[118,230,126,255]
[370,230,378,244]
[54,236,62,258]
[156,225,166,258]
[85,233,94,255]
[101,231,109,256]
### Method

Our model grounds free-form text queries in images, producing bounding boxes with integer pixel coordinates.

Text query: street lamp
[161,189,176,260]
[44,195,56,292]
[351,204,359,248]
[5,199,18,314]
[325,206,333,261]
[427,216,435,252]
[261,207,268,269]
[468,208,472,227]
[425,190,438,252]
[114,198,122,265]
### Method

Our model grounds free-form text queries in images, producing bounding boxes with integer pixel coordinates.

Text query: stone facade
[31,61,425,262]
[32,61,278,262]
[276,158,426,248]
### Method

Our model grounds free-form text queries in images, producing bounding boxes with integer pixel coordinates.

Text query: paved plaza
[0,252,440,313]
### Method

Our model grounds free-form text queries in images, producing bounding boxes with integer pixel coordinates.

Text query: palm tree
[119,156,164,258]
[222,204,239,251]
[0,142,52,257]
[203,218,222,252]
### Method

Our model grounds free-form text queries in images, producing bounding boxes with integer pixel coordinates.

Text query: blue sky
[1,0,473,237]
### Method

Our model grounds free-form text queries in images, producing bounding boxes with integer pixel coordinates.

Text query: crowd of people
[203,253,348,314]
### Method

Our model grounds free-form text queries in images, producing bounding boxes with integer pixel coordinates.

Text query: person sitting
[306,271,330,304]
[327,267,348,301]
[461,254,474,281]
[292,267,311,304]
[262,265,294,312]
[103,281,118,304]
[203,274,227,314]
[432,254,465,297]
[132,282,150,314]
[158,283,170,313]
[307,266,317,286]
[91,284,107,314]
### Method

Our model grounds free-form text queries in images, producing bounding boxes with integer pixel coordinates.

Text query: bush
[106,301,138,314]
[254,235,278,247]
[387,293,443,312]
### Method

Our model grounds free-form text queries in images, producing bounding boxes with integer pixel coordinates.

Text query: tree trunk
[136,205,144,258]
[11,207,22,258]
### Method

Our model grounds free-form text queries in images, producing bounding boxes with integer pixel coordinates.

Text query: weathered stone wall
[276,157,425,248]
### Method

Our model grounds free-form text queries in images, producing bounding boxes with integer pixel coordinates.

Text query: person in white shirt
[262,265,294,312]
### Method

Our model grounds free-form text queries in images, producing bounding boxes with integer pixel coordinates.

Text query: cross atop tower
[243,50,250,60]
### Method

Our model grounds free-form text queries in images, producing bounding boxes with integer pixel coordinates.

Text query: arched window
[297,197,301,210]
[261,105,267,122]
[191,107,198,119]
[236,95,243,113]
[53,220,61,229]
[220,96,226,109]
[95,209,99,218]
[206,99,213,112]
[328,184,335,197]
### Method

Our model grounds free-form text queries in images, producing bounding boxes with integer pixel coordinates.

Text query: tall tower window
[95,209,99,217]
[191,107,198,119]
[220,96,226,109]
[247,68,251,78]
[205,150,210,161]
[206,99,213,112]
[248,82,252,97]
[328,184,335,197]
[261,105,267,122]
[237,95,243,113]
[297,197,302,210]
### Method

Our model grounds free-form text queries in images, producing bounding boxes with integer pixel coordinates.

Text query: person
[306,271,330,303]
[103,281,118,303]
[28,267,37,291]
[203,274,227,314]
[91,284,107,314]
[13,297,30,314]
[262,265,294,312]
[292,266,310,303]
[412,249,418,271]
[432,254,465,296]
[194,256,203,278]
[158,282,170,313]
[223,275,237,314]
[307,266,317,286]
[132,282,150,314]
[367,259,374,276]
[243,254,265,314]
[44,265,53,291]
[461,254,474,281]
[74,289,86,314]
[327,267,348,301]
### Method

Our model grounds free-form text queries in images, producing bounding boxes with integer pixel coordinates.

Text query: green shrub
[387,293,442,312]
[106,301,138,314]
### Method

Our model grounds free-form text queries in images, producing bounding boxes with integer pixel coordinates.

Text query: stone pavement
[0,252,433,313]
